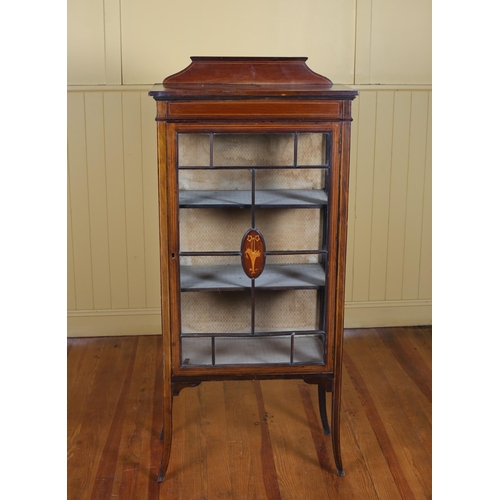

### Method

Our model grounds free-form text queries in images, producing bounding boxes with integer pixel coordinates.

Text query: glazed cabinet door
[166,124,342,376]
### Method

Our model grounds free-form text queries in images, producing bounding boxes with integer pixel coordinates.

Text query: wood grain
[162,57,333,86]
[345,331,431,498]
[89,337,138,500]
[166,100,343,121]
[68,326,431,499]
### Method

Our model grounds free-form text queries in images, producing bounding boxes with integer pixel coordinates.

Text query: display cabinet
[149,57,357,482]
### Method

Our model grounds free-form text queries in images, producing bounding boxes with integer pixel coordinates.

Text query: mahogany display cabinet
[149,57,358,482]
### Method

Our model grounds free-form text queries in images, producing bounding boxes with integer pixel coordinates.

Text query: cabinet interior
[177,132,330,367]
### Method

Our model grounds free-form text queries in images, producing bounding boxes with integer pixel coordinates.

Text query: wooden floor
[67,326,431,500]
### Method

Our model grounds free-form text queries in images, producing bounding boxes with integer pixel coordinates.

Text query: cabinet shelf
[180,263,325,291]
[181,334,325,366]
[179,189,328,208]
[178,165,329,170]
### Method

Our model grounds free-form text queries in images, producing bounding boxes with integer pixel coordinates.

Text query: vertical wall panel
[122,92,147,308]
[386,92,412,301]
[103,92,130,309]
[402,93,429,300]
[67,0,106,85]
[67,175,77,311]
[103,0,123,84]
[354,0,431,84]
[120,0,355,85]
[68,92,94,310]
[84,93,112,309]
[68,0,122,85]
[141,94,161,308]
[419,93,432,300]
[352,92,377,302]
[353,0,373,85]
[369,91,394,300]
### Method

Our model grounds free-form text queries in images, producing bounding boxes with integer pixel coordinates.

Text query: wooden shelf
[179,189,328,208]
[180,263,326,291]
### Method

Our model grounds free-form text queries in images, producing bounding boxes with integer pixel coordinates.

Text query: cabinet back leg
[317,385,331,435]
[157,395,173,483]
[332,378,344,476]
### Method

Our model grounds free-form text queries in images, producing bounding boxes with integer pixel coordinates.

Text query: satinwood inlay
[241,228,266,279]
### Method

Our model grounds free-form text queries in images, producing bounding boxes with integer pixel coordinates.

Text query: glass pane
[254,289,321,332]
[179,208,251,252]
[293,334,325,363]
[215,337,291,364]
[255,208,324,251]
[256,168,325,190]
[213,134,294,166]
[181,291,251,334]
[297,133,328,166]
[179,254,241,267]
[178,133,210,167]
[265,254,322,265]
[179,169,252,191]
[181,337,212,366]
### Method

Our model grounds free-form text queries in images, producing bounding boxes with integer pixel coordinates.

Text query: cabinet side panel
[166,124,182,372]
[157,118,172,382]
[324,123,342,372]
[335,120,353,365]
[345,97,360,303]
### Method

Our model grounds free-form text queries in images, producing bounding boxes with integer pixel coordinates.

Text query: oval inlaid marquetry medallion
[241,228,266,279]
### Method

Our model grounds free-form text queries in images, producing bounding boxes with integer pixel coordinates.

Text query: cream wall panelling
[346,89,432,304]
[67,87,431,336]
[355,0,431,84]
[67,0,122,84]
[68,0,431,86]
[67,90,160,311]
[119,0,356,84]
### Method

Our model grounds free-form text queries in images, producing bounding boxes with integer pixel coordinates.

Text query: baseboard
[67,300,431,337]
[344,299,431,328]
[67,308,161,337]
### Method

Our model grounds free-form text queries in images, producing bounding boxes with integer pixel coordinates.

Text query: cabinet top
[149,57,358,100]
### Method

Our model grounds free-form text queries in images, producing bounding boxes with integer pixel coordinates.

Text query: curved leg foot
[317,385,330,435]
[332,378,344,476]
[157,392,173,482]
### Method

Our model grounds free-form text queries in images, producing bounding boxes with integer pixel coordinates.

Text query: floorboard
[67,326,431,499]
